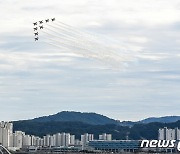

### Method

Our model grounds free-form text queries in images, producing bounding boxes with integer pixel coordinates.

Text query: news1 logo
[140,140,180,151]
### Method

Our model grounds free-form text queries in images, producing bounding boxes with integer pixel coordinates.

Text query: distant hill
[139,116,180,124]
[18,111,180,127]
[30,111,118,125]
[12,112,180,140]
[13,120,180,140]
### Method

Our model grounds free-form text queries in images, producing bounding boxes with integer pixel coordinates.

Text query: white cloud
[128,36,149,44]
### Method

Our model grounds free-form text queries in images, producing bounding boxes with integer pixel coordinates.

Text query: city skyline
[0,0,180,121]
[0,121,112,149]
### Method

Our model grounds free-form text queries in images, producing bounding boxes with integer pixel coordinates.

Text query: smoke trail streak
[43,35,133,67]
[42,36,132,68]
[41,27,107,58]
[44,24,103,53]
[47,23,130,55]
[48,23,103,46]
[41,30,101,57]
[38,20,137,68]
[42,40,102,61]
[41,34,103,60]
[46,22,107,46]
[42,40,121,67]
[54,21,125,51]
[44,24,124,59]
[56,21,98,41]
[42,34,117,64]
[45,25,78,41]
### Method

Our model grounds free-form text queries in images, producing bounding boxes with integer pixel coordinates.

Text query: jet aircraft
[39,26,44,29]
[35,37,39,41]
[39,20,43,24]
[34,32,38,36]
[33,22,37,26]
[45,19,49,23]
[34,27,38,31]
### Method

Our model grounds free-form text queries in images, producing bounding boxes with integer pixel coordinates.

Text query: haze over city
[0,0,180,121]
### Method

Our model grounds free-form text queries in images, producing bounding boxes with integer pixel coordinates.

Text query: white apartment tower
[0,122,13,147]
[81,133,94,150]
[99,133,112,141]
[158,127,180,140]
[22,135,31,146]
[55,133,61,146]
[13,131,25,148]
[70,135,75,145]
[61,132,66,146]
[49,135,55,146]
[65,133,70,146]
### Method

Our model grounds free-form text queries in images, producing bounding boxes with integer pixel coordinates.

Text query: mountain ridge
[13,119,180,140]
[138,116,180,124]
[29,111,118,125]
[15,111,180,126]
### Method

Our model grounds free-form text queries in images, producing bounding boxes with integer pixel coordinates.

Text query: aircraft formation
[33,18,55,41]
[33,17,137,68]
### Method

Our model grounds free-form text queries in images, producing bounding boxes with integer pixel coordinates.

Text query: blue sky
[0,0,180,121]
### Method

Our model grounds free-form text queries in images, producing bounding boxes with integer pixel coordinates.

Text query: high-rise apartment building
[13,131,25,148]
[81,133,94,149]
[99,133,112,141]
[158,127,180,140]
[0,122,13,147]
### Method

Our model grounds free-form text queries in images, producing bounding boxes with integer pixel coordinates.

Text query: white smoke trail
[47,21,135,59]
[44,24,123,57]
[41,33,103,61]
[38,20,137,68]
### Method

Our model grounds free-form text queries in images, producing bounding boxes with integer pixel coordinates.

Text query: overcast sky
[0,0,180,121]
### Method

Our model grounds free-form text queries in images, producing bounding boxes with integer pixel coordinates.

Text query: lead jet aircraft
[45,19,49,23]
[52,18,55,21]
[33,22,37,26]
[39,26,44,29]
[35,37,39,41]
[39,20,43,24]
[34,27,38,31]
[34,32,38,36]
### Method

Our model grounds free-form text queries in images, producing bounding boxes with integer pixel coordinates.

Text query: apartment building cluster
[0,121,112,150]
[11,131,77,149]
[0,121,13,147]
[158,127,180,140]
